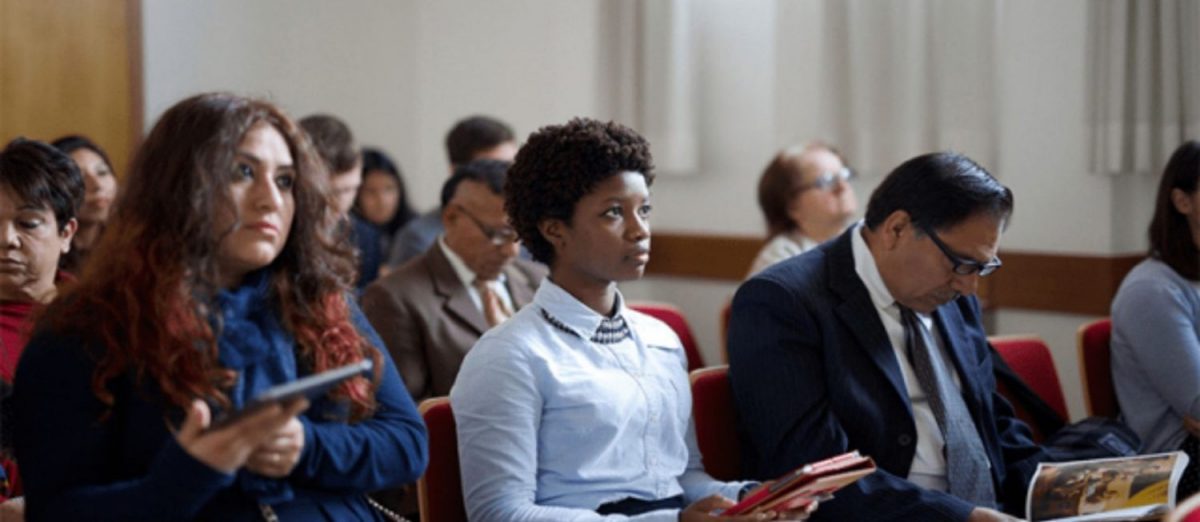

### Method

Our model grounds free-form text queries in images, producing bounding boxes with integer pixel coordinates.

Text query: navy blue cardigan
[11,298,428,521]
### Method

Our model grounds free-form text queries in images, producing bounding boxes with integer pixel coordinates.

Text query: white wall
[407,0,611,208]
[143,0,609,212]
[143,0,1159,420]
[142,1,422,177]
[649,0,780,235]
[995,1,1115,255]
[991,0,1155,419]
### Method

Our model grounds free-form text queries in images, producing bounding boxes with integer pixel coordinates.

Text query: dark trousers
[596,494,686,516]
[1180,436,1200,499]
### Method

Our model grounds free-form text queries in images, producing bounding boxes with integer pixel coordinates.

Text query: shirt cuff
[737,482,761,501]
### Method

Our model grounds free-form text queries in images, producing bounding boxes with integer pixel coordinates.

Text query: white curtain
[598,0,699,176]
[602,0,1004,178]
[1088,0,1200,176]
[775,0,1001,177]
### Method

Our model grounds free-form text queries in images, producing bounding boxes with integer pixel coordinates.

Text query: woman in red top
[0,138,84,518]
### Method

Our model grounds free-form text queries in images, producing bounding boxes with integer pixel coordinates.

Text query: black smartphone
[210,359,373,429]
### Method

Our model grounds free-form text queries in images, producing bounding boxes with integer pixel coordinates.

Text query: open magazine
[1026,451,1189,521]
[720,451,876,516]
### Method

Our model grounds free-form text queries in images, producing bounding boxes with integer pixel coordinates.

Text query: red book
[721,451,876,516]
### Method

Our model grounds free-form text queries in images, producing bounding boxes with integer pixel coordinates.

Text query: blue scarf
[213,269,297,505]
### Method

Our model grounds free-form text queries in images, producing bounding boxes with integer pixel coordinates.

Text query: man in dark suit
[728,152,1046,521]
[363,159,545,401]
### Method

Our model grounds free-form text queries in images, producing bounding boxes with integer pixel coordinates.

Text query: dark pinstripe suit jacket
[727,228,1047,521]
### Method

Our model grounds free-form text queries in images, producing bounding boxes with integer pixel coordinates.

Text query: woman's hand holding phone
[244,416,306,477]
[175,398,309,474]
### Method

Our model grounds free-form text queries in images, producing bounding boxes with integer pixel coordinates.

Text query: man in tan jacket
[362,159,545,401]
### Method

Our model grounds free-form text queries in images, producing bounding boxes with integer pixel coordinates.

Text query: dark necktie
[899,305,997,507]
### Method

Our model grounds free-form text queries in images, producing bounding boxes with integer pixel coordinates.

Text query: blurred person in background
[353,147,416,280]
[748,143,857,278]
[299,114,385,290]
[386,115,517,268]
[52,135,117,274]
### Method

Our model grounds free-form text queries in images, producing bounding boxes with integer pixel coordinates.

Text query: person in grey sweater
[1111,140,1200,496]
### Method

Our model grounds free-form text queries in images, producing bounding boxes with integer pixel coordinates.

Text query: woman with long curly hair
[12,93,427,521]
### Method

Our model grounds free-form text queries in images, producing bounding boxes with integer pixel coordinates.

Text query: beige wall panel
[0,0,140,176]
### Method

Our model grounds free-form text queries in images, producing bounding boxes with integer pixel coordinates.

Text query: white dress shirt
[850,222,967,493]
[439,236,515,313]
[450,279,750,521]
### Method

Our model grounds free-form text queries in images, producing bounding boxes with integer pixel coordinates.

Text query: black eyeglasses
[920,226,1002,277]
[795,167,855,193]
[455,204,518,246]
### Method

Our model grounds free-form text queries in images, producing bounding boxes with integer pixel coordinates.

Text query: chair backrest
[989,335,1070,440]
[629,301,704,372]
[1168,490,1200,522]
[719,299,732,364]
[417,397,467,522]
[1077,318,1118,418]
[690,365,741,481]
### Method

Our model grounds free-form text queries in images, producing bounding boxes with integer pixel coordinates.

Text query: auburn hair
[42,93,381,420]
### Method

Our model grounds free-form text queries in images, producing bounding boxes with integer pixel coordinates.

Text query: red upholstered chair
[989,335,1069,441]
[719,299,732,364]
[417,397,467,522]
[1077,318,1118,418]
[690,365,741,481]
[629,301,705,372]
[1168,491,1200,522]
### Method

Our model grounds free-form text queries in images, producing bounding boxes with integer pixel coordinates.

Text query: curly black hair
[505,118,654,265]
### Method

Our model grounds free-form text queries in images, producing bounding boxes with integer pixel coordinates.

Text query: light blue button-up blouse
[450,279,750,521]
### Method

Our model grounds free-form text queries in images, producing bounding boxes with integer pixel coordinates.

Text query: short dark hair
[51,135,115,174]
[1149,141,1200,280]
[300,114,360,173]
[864,152,1013,233]
[440,159,511,208]
[505,118,654,265]
[0,138,85,232]
[445,115,515,166]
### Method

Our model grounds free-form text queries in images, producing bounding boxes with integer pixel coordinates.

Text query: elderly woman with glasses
[748,143,858,278]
